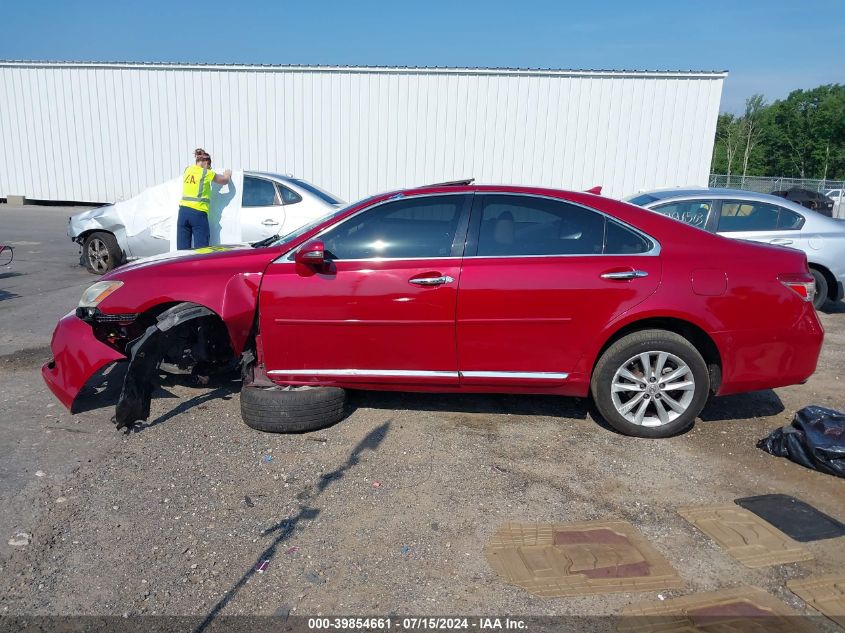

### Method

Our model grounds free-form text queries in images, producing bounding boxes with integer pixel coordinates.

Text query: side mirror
[295,240,326,266]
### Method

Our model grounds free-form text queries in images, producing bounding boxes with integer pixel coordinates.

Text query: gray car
[626,188,845,309]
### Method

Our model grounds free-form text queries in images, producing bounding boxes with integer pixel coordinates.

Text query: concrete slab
[788,574,845,628]
[483,520,682,597]
[678,504,813,568]
[620,586,818,633]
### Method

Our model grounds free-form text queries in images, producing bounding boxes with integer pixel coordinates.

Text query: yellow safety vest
[181,165,216,213]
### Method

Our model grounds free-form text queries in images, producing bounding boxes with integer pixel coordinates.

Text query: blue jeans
[176,205,210,249]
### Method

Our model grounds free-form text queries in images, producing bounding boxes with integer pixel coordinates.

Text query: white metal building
[0,61,726,203]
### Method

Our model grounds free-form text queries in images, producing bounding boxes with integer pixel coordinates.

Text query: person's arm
[213,169,232,185]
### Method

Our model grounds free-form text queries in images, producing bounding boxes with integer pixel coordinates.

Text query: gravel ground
[1,205,844,625]
[0,309,844,624]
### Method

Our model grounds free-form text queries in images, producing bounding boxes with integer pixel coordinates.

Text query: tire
[82,232,122,274]
[240,385,347,433]
[590,329,710,438]
[810,268,829,310]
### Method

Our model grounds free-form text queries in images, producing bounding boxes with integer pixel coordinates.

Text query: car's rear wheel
[809,268,829,310]
[591,329,710,438]
[240,384,347,433]
[82,231,122,275]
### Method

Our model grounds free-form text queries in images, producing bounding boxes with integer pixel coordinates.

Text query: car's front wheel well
[594,317,722,393]
[808,263,836,300]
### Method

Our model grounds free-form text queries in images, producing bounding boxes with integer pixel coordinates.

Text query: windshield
[289,179,344,205]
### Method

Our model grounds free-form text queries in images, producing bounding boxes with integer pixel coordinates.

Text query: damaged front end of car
[44,292,245,432]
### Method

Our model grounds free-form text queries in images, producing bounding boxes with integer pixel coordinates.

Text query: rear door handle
[409,275,454,286]
[262,219,280,226]
[769,238,794,245]
[600,270,648,280]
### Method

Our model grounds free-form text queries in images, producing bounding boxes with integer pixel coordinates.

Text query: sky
[2,0,843,114]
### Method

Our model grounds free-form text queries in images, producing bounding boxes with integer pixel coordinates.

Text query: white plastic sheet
[121,170,244,250]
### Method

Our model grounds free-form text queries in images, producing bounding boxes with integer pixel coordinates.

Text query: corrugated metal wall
[0,62,725,202]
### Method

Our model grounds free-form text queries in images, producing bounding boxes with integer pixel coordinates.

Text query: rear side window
[778,208,805,230]
[474,195,652,256]
[605,220,652,254]
[289,179,343,205]
[320,195,466,260]
[477,195,605,256]
[651,201,712,230]
[277,184,302,205]
[718,201,804,232]
[243,176,278,207]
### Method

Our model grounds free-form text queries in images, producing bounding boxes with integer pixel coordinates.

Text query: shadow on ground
[194,421,391,632]
[699,390,784,422]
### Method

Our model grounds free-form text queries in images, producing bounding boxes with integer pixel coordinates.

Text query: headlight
[79,281,124,308]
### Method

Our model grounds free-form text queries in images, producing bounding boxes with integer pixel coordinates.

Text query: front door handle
[409,275,454,286]
[262,219,280,226]
[770,238,794,245]
[600,270,649,280]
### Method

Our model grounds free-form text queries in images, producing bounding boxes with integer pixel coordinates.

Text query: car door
[239,175,287,242]
[715,199,807,250]
[456,193,661,388]
[257,193,472,386]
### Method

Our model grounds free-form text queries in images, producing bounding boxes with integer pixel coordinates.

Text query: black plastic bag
[757,406,845,478]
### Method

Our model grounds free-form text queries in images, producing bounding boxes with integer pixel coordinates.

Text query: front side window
[718,201,797,232]
[243,176,278,207]
[320,195,466,260]
[651,201,713,230]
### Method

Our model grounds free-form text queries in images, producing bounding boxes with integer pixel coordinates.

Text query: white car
[69,171,344,274]
[627,187,845,309]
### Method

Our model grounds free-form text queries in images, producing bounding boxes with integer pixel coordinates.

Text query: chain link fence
[709,174,845,218]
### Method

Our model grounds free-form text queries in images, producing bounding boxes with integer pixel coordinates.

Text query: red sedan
[43,183,823,438]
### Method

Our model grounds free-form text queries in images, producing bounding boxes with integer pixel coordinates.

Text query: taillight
[778,274,816,302]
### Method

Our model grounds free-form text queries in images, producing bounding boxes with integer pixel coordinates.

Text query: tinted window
[243,177,278,207]
[320,196,464,260]
[627,193,659,206]
[652,201,712,230]
[605,220,652,254]
[277,184,302,205]
[777,208,805,230]
[476,195,605,256]
[718,201,780,232]
[290,179,343,205]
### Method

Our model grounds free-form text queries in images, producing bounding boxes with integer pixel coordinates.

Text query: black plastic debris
[735,494,845,542]
[757,406,845,479]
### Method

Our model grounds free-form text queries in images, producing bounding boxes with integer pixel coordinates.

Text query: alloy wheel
[610,351,696,427]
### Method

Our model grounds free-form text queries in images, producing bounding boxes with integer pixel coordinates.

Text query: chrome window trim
[274,190,661,263]
[472,192,660,257]
[266,369,570,381]
[275,191,471,264]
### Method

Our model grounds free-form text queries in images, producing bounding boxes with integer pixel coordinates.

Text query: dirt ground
[1,206,845,628]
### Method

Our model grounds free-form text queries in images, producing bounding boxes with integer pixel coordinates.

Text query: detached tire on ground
[590,329,710,438]
[82,231,122,274]
[240,385,347,433]
[809,268,829,310]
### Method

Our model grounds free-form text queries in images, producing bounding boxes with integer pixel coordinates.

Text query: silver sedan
[626,188,845,309]
[69,171,344,274]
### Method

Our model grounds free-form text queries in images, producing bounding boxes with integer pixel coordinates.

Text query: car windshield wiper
[250,234,280,248]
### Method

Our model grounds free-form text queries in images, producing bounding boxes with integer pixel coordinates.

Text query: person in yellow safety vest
[176,148,232,250]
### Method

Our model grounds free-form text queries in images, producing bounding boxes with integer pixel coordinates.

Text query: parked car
[627,188,845,310]
[824,188,843,202]
[69,171,344,274]
[44,183,823,439]
[770,188,834,217]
